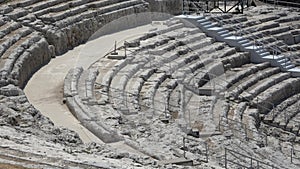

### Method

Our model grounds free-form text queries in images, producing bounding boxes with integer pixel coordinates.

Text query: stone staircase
[176,13,300,76]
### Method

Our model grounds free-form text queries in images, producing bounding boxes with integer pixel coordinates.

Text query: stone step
[10,37,51,87]
[34,0,70,16]
[0,21,22,39]
[26,0,69,13]
[259,52,270,57]
[3,0,42,8]
[87,0,125,9]
[203,22,218,29]
[241,72,291,102]
[227,66,280,99]
[254,78,300,114]
[262,54,285,60]
[110,63,142,110]
[5,8,29,20]
[224,62,269,90]
[40,5,89,22]
[0,32,41,74]
[0,27,33,57]
[197,18,208,24]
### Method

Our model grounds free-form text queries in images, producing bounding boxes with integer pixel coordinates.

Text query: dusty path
[24,24,159,144]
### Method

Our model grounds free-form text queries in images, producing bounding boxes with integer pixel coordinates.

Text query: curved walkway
[24,24,161,144]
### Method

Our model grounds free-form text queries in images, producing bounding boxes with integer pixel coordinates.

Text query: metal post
[124,90,127,107]
[206,1,209,13]
[188,110,191,127]
[219,114,221,131]
[164,95,167,119]
[245,124,248,141]
[250,156,253,168]
[291,147,293,163]
[85,80,88,98]
[183,137,186,158]
[124,41,127,57]
[225,148,227,169]
[241,0,244,14]
[257,97,259,110]
[224,0,227,13]
[206,142,209,162]
[114,41,117,53]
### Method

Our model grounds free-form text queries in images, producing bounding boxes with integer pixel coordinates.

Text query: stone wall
[145,0,183,15]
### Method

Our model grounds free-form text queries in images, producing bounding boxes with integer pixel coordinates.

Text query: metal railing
[219,115,268,146]
[224,148,283,169]
[291,145,300,164]
[183,0,252,14]
[182,136,209,164]
[262,0,300,8]
[210,13,297,67]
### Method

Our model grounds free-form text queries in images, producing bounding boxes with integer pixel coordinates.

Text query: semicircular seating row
[0,0,149,88]
[64,16,300,163]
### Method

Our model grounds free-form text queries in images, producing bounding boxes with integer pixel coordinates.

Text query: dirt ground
[0,163,30,169]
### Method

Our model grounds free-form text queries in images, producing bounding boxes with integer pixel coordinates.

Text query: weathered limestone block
[65,95,123,143]
[64,67,84,98]
[0,22,22,38]
[256,78,300,114]
[0,5,13,14]
[144,0,183,15]
[6,8,28,20]
[0,84,22,96]
[86,68,99,100]
[274,32,295,45]
[45,29,69,55]
[222,53,250,68]
[11,37,52,88]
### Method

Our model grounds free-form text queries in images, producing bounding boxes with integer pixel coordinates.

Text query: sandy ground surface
[24,24,161,144]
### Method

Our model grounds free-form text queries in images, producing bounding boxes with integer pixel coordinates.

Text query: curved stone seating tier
[226,66,281,100]
[253,78,300,115]
[287,114,300,135]
[0,21,22,38]
[0,22,52,87]
[0,0,149,89]
[1,0,44,8]
[76,68,99,101]
[273,100,300,129]
[223,102,248,137]
[103,25,206,113]
[63,67,83,98]
[25,0,69,13]
[153,78,178,116]
[242,108,265,144]
[93,58,128,104]
[63,67,123,143]
[264,93,300,122]
[182,92,216,132]
[0,26,33,57]
[9,36,51,88]
[240,72,291,102]
[39,0,145,24]
[1,0,149,56]
[110,63,143,113]
[74,17,256,138]
[208,62,267,92]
